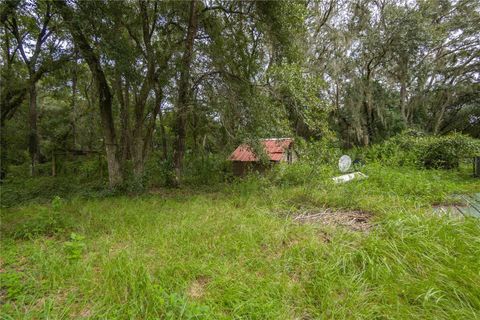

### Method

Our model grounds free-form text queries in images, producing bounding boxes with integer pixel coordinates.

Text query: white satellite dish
[338,155,352,173]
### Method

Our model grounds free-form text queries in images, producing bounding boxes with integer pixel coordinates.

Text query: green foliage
[267,136,341,187]
[364,131,480,169]
[296,136,342,165]
[269,63,331,137]
[162,292,210,319]
[182,154,232,187]
[256,0,308,62]
[102,254,210,319]
[269,162,312,187]
[0,272,25,300]
[9,196,68,239]
[230,174,269,197]
[77,157,106,180]
[1,166,479,318]
[0,173,105,207]
[118,160,148,194]
[421,133,480,169]
[145,152,232,188]
[64,232,86,261]
[145,153,176,188]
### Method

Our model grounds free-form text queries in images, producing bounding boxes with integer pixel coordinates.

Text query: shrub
[364,131,480,169]
[269,162,314,187]
[182,154,231,187]
[296,136,342,166]
[144,152,176,187]
[420,134,480,168]
[146,151,231,188]
[261,137,340,187]
[64,232,86,261]
[7,163,31,179]
[1,168,107,207]
[9,196,70,239]
[78,157,106,180]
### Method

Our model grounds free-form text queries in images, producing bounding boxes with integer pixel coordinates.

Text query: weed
[64,233,86,261]
[10,196,69,239]
[363,131,480,169]
[0,271,24,300]
[0,165,479,318]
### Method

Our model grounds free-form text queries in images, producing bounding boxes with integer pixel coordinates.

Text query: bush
[0,173,106,207]
[145,152,231,188]
[182,154,231,187]
[296,136,342,166]
[145,152,176,187]
[268,162,317,187]
[78,157,106,180]
[364,131,480,169]
[9,196,71,239]
[421,134,480,168]
[64,232,86,260]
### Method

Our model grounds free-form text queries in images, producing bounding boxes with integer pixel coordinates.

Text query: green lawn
[1,165,479,319]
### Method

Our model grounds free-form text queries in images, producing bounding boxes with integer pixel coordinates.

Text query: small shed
[228,138,297,176]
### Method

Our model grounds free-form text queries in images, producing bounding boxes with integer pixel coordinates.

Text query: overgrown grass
[1,165,479,319]
[0,172,108,209]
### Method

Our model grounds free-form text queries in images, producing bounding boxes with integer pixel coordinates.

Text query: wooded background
[1,0,479,187]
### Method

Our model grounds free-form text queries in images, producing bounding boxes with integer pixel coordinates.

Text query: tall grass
[1,164,479,319]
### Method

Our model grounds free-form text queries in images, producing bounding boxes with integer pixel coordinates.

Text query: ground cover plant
[1,163,479,319]
[2,0,480,317]
[361,131,480,169]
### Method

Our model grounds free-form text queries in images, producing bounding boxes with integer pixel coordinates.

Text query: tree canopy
[1,0,479,186]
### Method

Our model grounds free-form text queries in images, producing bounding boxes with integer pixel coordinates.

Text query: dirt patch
[187,276,210,299]
[318,230,332,243]
[70,305,93,319]
[78,308,92,318]
[108,242,130,256]
[293,209,373,232]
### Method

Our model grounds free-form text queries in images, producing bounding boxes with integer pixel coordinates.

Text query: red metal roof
[228,138,293,162]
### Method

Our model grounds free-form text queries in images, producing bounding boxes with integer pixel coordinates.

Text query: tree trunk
[192,110,198,152]
[433,78,455,135]
[155,84,168,160]
[398,57,409,125]
[158,106,168,161]
[98,82,123,188]
[335,81,339,110]
[116,73,131,165]
[433,96,449,135]
[132,83,165,179]
[28,81,39,176]
[123,80,131,162]
[71,54,78,148]
[124,0,159,181]
[131,133,144,179]
[363,80,374,146]
[173,0,198,185]
[400,79,407,125]
[0,123,7,181]
[55,0,123,188]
